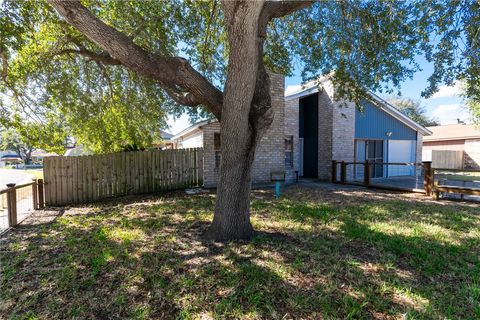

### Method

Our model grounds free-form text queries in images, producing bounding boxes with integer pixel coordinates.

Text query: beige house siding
[174,130,203,149]
[422,138,480,169]
[423,139,465,151]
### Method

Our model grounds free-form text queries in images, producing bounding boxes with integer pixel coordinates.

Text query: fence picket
[43,157,52,205]
[71,157,78,204]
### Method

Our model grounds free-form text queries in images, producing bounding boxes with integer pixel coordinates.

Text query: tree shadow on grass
[1,189,479,319]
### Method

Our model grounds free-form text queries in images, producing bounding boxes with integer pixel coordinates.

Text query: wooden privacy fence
[43,148,203,206]
[431,150,464,169]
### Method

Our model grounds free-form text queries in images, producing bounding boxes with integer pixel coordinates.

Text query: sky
[167,57,471,135]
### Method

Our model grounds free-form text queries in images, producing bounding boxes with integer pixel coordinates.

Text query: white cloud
[285,84,303,96]
[430,83,463,99]
[430,103,471,125]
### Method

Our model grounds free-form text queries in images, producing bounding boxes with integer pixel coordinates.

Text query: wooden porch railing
[332,160,433,194]
[0,179,44,232]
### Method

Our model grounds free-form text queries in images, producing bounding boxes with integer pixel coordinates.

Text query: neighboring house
[64,145,93,157]
[423,123,480,169]
[31,150,58,163]
[0,150,21,168]
[153,130,175,149]
[171,74,431,187]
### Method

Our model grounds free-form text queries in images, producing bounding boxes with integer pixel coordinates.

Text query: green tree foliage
[1,0,478,133]
[0,127,35,163]
[0,0,174,153]
[0,110,68,161]
[464,81,480,124]
[467,98,480,124]
[386,97,439,127]
[0,122,65,163]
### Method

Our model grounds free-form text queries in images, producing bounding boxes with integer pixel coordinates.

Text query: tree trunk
[207,134,257,240]
[206,1,265,241]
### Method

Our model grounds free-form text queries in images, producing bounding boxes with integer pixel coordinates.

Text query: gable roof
[285,80,432,136]
[424,124,480,142]
[160,130,174,140]
[171,119,216,140]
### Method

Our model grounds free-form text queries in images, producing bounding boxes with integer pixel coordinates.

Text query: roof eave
[424,135,480,142]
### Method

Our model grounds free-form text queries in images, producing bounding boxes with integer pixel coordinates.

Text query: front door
[299,94,319,178]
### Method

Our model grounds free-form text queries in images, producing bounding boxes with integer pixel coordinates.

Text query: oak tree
[1,0,478,240]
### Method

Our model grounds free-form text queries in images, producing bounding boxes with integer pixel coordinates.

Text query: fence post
[32,179,38,210]
[423,161,433,196]
[6,183,17,227]
[340,161,347,184]
[331,160,337,183]
[364,160,370,186]
[37,178,45,209]
[197,148,204,186]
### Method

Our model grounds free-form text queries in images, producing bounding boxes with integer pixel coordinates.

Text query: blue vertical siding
[355,100,417,140]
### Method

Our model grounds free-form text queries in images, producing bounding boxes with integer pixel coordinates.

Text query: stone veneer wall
[318,81,356,181]
[317,88,334,180]
[202,72,285,188]
[464,139,480,169]
[202,122,220,188]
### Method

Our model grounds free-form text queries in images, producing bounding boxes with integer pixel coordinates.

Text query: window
[285,136,293,167]
[214,132,221,169]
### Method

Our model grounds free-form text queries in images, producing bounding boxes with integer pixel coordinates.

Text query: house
[64,145,93,157]
[31,150,58,163]
[423,123,480,169]
[171,74,431,187]
[0,151,21,168]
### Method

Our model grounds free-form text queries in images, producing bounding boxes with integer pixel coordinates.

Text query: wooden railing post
[340,161,347,184]
[32,179,38,210]
[37,178,45,209]
[6,183,17,227]
[331,160,337,183]
[423,161,433,196]
[364,160,370,186]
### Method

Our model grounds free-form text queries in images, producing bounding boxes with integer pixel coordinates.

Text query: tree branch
[48,0,223,119]
[164,86,202,107]
[263,1,315,19]
[0,49,8,81]
[53,48,122,65]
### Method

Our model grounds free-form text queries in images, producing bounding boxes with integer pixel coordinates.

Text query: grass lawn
[23,169,44,180]
[1,185,479,319]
